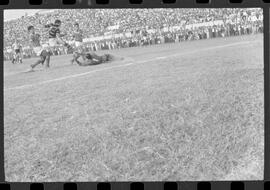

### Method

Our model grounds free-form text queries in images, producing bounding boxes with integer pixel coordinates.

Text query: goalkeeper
[73,52,121,66]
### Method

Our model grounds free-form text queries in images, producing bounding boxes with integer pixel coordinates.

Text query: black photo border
[0,0,269,189]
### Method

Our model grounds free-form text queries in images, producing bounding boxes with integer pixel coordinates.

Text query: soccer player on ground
[27,25,51,71]
[74,52,122,66]
[12,39,23,64]
[71,22,84,64]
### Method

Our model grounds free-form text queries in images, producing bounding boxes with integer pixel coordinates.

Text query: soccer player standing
[73,23,83,48]
[12,39,23,64]
[27,25,51,71]
[71,23,84,64]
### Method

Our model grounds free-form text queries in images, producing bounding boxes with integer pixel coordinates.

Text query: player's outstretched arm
[44,23,53,28]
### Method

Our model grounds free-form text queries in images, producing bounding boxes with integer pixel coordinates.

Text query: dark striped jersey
[45,24,60,39]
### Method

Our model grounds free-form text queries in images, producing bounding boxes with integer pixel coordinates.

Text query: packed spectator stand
[4,8,263,61]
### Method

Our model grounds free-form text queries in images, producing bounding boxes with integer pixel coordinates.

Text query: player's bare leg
[71,51,81,64]
[28,50,48,72]
[16,54,20,64]
[45,54,50,68]
[29,56,46,72]
[43,50,51,69]
[12,56,15,64]
[13,54,18,64]
[19,56,23,64]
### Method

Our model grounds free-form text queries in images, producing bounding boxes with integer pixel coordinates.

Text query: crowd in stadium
[4,8,263,61]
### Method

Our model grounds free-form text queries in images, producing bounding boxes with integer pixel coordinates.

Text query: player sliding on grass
[27,25,51,72]
[73,52,122,66]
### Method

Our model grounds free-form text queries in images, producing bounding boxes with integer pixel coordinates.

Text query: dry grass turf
[4,34,264,181]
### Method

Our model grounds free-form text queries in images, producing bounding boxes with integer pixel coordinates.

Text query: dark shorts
[40,50,49,61]
[15,49,20,54]
[40,50,49,57]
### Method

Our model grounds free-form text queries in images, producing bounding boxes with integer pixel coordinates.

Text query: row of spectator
[4,8,262,48]
[4,19,263,61]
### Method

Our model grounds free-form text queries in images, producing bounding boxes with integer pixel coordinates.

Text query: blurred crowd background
[4,8,263,61]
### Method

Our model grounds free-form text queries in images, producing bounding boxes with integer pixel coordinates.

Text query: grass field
[4,34,264,182]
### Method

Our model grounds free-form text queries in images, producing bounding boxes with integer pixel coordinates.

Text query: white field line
[4,40,256,91]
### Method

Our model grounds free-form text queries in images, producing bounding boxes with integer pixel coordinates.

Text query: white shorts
[75,41,83,47]
[33,46,44,56]
[48,38,62,47]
